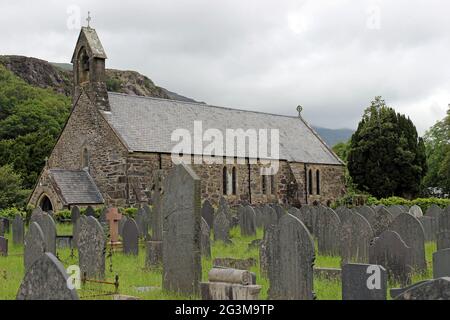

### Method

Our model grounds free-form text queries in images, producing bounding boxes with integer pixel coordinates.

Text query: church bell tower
[71,24,110,111]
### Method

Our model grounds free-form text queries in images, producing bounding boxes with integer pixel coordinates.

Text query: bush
[366,196,450,213]
[0,207,26,219]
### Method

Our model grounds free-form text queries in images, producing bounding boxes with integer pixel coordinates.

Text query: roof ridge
[107,91,302,120]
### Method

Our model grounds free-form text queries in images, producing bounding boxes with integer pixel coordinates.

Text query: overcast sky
[1,0,450,134]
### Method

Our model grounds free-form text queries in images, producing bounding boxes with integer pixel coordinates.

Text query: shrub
[0,207,26,219]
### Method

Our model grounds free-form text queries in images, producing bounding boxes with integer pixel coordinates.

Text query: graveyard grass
[0,224,437,300]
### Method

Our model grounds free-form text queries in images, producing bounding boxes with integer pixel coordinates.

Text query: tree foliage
[347,96,427,199]
[0,65,70,189]
[0,165,28,209]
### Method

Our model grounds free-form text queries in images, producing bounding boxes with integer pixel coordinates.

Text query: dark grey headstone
[24,222,46,271]
[316,206,341,256]
[71,206,80,224]
[135,207,148,239]
[390,213,427,272]
[386,205,405,219]
[369,230,413,286]
[201,200,215,229]
[268,213,315,300]
[354,206,377,227]
[118,215,128,238]
[17,252,79,300]
[426,204,442,218]
[419,216,436,242]
[151,172,164,241]
[0,218,10,235]
[0,236,7,256]
[78,216,106,279]
[394,277,450,300]
[433,249,450,278]
[201,217,211,258]
[30,212,56,255]
[335,206,354,225]
[340,212,373,264]
[213,210,231,244]
[262,204,278,231]
[85,206,95,217]
[437,231,450,251]
[239,205,256,237]
[342,263,387,300]
[372,207,394,237]
[12,214,24,245]
[438,207,450,250]
[122,218,139,255]
[162,164,202,296]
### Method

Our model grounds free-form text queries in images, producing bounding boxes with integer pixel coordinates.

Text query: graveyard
[0,164,449,300]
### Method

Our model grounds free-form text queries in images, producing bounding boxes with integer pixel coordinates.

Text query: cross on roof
[86,11,92,28]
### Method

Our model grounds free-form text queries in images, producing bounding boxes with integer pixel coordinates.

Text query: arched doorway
[39,195,53,212]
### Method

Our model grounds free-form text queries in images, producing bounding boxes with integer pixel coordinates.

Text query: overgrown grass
[0,224,438,300]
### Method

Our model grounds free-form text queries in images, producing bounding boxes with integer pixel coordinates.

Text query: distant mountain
[312,126,354,147]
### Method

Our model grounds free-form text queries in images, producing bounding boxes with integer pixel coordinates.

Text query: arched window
[308,169,313,195]
[270,175,276,195]
[262,175,267,195]
[232,167,237,195]
[82,147,89,170]
[223,167,227,195]
[316,170,320,195]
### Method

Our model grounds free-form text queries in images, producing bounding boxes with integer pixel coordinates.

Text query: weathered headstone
[201,217,211,258]
[433,248,450,278]
[162,164,202,296]
[419,216,436,242]
[335,206,354,225]
[213,209,231,244]
[30,212,56,255]
[369,230,413,286]
[78,216,105,279]
[386,205,405,219]
[390,212,427,272]
[0,236,7,256]
[0,217,9,235]
[342,263,387,300]
[409,205,423,218]
[135,207,148,239]
[393,277,450,300]
[105,207,122,243]
[71,206,80,224]
[24,222,46,271]
[122,218,139,255]
[437,207,450,250]
[262,204,278,230]
[354,206,377,227]
[12,214,24,245]
[201,200,215,229]
[239,205,256,237]
[340,212,373,264]
[372,207,394,237]
[119,215,128,237]
[17,252,79,300]
[316,206,341,256]
[85,206,95,217]
[268,213,315,300]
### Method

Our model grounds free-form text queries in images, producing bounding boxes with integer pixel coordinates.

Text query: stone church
[28,27,345,211]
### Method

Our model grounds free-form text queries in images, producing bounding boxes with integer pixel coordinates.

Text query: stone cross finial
[297,105,303,117]
[86,11,92,28]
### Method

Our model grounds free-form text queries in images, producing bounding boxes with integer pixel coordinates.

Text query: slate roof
[103,92,343,165]
[48,169,104,205]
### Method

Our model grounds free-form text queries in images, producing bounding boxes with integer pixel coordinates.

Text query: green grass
[0,224,439,300]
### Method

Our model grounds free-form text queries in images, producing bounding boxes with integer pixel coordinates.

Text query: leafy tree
[0,165,28,209]
[347,96,427,199]
[333,141,350,163]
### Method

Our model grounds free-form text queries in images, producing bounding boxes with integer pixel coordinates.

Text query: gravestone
[30,212,56,255]
[213,209,231,244]
[419,216,435,242]
[17,252,79,300]
[72,215,87,249]
[71,206,80,224]
[239,205,256,237]
[386,205,405,219]
[437,207,450,250]
[253,206,264,229]
[260,225,275,277]
[12,214,24,245]
[354,206,377,227]
[122,218,139,255]
[24,222,46,271]
[0,236,7,256]
[218,196,231,220]
[409,205,423,218]
[151,169,164,241]
[31,206,43,218]
[99,207,108,223]
[272,204,285,220]
[201,217,211,258]
[372,207,394,237]
[390,213,427,272]
[342,263,387,300]
[78,216,106,279]
[369,230,413,286]
[426,204,442,218]
[85,206,95,217]
[0,218,9,235]
[433,248,450,278]
[316,206,341,256]
[105,207,122,243]
[119,215,128,237]
[394,277,450,300]
[268,213,315,300]
[262,204,278,230]
[340,212,373,264]
[201,200,215,229]
[135,207,148,239]
[162,164,202,296]
[335,206,354,225]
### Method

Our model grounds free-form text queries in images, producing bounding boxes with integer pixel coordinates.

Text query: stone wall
[28,169,66,211]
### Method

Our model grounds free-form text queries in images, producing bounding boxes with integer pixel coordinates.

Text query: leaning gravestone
[24,222,46,271]
[30,212,57,255]
[17,252,79,300]
[122,218,139,255]
[369,230,413,286]
[372,207,394,237]
[239,206,256,237]
[342,263,387,300]
[268,213,315,300]
[162,164,202,296]
[78,216,106,279]
[0,236,7,256]
[201,200,215,229]
[71,206,80,224]
[12,214,24,245]
[201,217,211,258]
[340,212,373,264]
[213,210,231,244]
[433,248,450,278]
[316,206,341,256]
[409,205,423,218]
[437,207,450,250]
[390,212,427,272]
